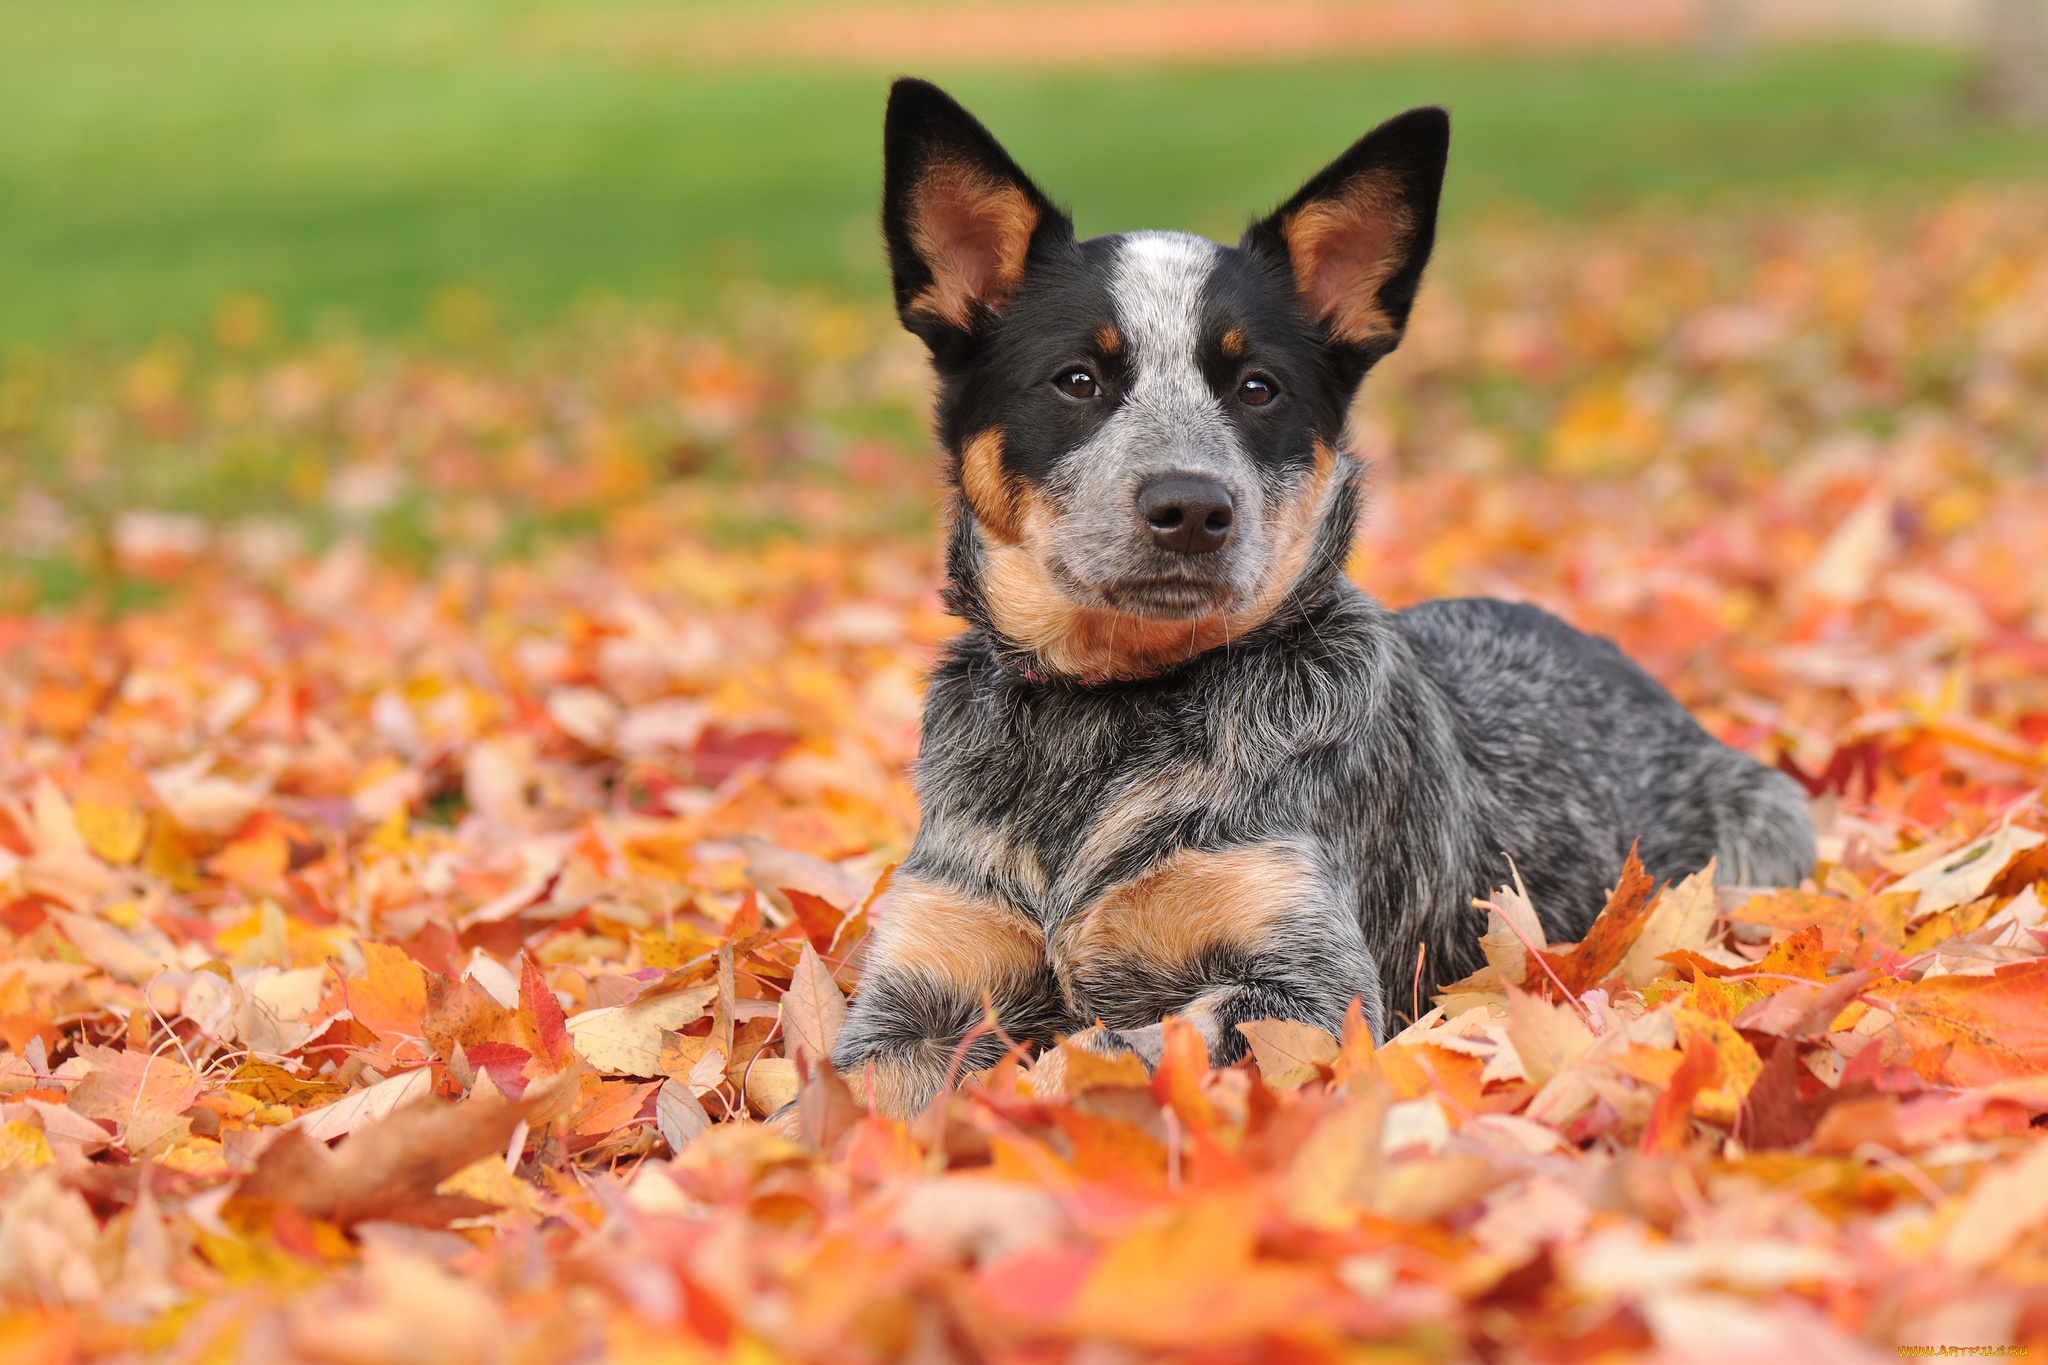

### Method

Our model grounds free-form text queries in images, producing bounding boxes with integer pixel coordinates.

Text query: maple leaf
[67,1043,201,1131]
[518,953,575,1072]
[655,1077,711,1154]
[1894,958,2048,1086]
[783,887,847,956]
[1063,1190,1341,1347]
[420,971,514,1063]
[1534,843,1656,996]
[566,982,718,1076]
[343,942,430,1055]
[1620,860,1720,988]
[296,1067,435,1143]
[237,1070,577,1227]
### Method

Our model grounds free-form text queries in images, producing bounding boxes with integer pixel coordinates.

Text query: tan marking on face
[906,159,1040,327]
[979,441,1343,681]
[1054,844,1316,990]
[959,428,1023,544]
[864,871,1047,1000]
[1220,327,1245,359]
[1094,325,1123,354]
[1282,170,1414,346]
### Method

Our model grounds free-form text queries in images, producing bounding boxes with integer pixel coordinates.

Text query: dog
[831,77,1815,1117]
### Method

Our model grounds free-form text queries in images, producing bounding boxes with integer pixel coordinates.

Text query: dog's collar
[1008,660,1166,688]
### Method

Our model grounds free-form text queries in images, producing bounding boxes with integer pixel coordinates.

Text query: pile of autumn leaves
[1,191,2048,1362]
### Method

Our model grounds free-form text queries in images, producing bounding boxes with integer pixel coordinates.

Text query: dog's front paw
[1073,1003,1228,1068]
[1064,1020,1174,1068]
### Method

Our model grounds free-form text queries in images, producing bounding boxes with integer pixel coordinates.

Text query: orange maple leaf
[1535,843,1657,996]
[1894,959,2048,1086]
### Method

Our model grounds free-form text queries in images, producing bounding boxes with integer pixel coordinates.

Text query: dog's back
[1398,597,1813,930]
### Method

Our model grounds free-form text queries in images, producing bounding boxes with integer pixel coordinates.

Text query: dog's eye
[1237,375,1277,407]
[1054,369,1101,400]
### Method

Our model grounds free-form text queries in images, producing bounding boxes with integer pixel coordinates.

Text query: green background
[4,1,2047,345]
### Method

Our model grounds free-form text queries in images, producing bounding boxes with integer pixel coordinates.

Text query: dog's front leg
[1060,842,1387,1069]
[831,872,1070,1119]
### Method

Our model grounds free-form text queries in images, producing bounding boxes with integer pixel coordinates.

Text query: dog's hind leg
[1638,746,1817,889]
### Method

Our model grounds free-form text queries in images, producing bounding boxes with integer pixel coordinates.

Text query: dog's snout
[1137,477,1234,555]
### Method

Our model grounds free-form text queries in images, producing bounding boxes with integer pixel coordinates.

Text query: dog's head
[882,78,1448,682]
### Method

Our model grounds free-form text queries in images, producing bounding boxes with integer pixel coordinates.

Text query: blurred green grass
[4,1,2048,345]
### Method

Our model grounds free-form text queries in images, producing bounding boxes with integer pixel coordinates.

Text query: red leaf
[520,953,573,1071]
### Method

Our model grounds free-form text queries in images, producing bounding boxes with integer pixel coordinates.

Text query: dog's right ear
[883,78,1070,359]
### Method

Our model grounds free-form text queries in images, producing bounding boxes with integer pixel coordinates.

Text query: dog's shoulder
[1394,596,1683,719]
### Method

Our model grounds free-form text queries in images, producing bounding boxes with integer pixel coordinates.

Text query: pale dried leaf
[1621,860,1720,988]
[1503,986,1595,1088]
[1479,881,1545,986]
[655,1077,711,1154]
[49,910,174,984]
[566,982,719,1076]
[781,941,848,1069]
[1887,823,2045,919]
[296,1067,435,1144]
[1236,1017,1339,1089]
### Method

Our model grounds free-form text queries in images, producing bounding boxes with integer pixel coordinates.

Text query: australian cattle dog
[832,78,1815,1116]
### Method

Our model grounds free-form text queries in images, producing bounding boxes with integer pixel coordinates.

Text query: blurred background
[6,0,2047,342]
[1,0,2046,605]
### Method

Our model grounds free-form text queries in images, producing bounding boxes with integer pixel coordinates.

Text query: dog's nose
[1138,477,1235,555]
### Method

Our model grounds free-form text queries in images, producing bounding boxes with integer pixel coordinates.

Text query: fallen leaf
[1640,1035,1716,1154]
[239,1071,575,1227]
[655,1077,711,1154]
[781,940,847,1070]
[1887,823,2046,918]
[1942,1137,2048,1272]
[655,1031,728,1094]
[1479,877,1547,986]
[1894,958,2048,1085]
[1621,861,1721,988]
[48,911,175,985]
[1504,986,1596,1087]
[1538,844,1657,994]
[566,982,718,1076]
[295,1067,436,1143]
[743,1057,799,1115]
[1236,1017,1339,1088]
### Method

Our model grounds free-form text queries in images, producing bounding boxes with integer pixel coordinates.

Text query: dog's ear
[883,78,1071,357]
[1244,106,1449,364]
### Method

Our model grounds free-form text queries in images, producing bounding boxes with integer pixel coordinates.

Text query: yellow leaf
[742,1057,800,1115]
[74,797,146,866]
[567,983,720,1077]
[0,1120,52,1170]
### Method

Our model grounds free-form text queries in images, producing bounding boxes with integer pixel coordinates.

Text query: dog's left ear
[1244,106,1449,364]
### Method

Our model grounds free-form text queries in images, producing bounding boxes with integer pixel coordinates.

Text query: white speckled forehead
[1109,231,1221,401]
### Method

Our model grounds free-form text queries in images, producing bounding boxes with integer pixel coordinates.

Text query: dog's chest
[906,651,1358,929]
[914,675,1220,902]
